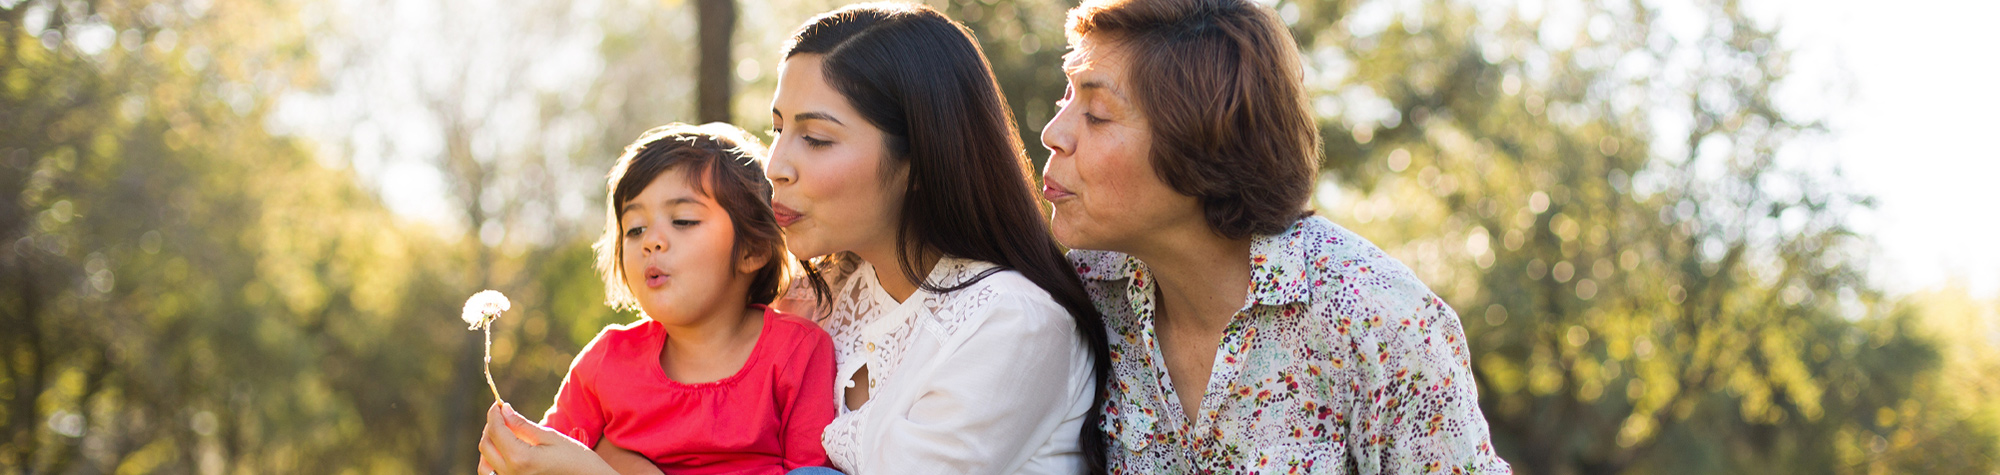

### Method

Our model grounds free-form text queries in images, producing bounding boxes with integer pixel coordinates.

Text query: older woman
[1039,0,1511,473]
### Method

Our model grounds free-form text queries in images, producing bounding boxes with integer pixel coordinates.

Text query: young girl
[479,123,837,475]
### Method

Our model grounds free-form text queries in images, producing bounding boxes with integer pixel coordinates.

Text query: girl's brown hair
[594,123,791,311]
[1066,0,1322,239]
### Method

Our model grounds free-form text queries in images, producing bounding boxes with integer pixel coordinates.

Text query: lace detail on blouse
[821,402,865,471]
[813,256,1011,471]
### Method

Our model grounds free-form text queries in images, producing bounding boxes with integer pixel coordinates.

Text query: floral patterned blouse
[1070,216,1511,474]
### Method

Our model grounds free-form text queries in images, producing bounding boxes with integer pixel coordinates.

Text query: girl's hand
[476,403,619,475]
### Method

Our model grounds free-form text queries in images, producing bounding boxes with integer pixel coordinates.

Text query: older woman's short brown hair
[1067,0,1321,239]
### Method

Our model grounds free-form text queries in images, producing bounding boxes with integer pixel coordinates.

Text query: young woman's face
[619,169,766,326]
[1040,35,1203,253]
[767,54,909,261]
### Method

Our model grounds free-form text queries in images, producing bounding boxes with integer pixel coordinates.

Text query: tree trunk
[695,0,736,124]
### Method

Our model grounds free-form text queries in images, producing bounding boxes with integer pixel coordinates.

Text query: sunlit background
[4,0,1996,473]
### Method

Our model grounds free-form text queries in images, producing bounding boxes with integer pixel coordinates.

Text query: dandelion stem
[483,320,503,403]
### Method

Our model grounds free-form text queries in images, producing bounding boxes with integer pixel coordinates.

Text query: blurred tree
[0,0,639,472]
[0,0,473,472]
[936,0,1073,169]
[1867,284,2000,474]
[1279,0,2000,472]
[697,0,737,123]
[297,1,609,470]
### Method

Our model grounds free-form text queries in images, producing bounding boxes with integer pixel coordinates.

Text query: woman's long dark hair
[785,3,1112,472]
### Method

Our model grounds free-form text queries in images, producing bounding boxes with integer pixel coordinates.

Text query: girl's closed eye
[672,219,700,228]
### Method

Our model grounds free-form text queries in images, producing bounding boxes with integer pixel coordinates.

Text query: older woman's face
[1040,35,1204,253]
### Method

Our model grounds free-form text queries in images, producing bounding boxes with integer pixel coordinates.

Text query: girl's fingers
[500,403,549,446]
[484,403,529,455]
[477,426,504,473]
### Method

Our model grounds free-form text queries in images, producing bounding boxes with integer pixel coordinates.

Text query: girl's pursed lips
[643,265,669,288]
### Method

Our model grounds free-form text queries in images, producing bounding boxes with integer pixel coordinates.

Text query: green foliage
[0,1,628,472]
[1276,0,2000,472]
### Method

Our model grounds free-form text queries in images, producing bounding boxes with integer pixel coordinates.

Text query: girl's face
[620,169,767,326]
[766,54,909,262]
[1040,35,1203,253]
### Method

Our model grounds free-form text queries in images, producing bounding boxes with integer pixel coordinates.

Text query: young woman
[766,4,1108,474]
[1042,0,1512,472]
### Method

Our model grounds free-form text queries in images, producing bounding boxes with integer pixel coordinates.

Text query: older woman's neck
[1125,225,1254,329]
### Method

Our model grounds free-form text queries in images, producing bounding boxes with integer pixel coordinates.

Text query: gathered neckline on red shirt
[647,304,783,390]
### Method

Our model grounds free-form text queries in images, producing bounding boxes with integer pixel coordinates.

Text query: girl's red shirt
[540,305,837,474]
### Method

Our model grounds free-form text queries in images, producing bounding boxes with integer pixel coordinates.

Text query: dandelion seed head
[461,290,511,330]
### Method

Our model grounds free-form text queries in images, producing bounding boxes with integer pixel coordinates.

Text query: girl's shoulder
[762,307,833,345]
[560,318,659,379]
[579,319,661,357]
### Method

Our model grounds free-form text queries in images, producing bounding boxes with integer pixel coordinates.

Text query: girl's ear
[736,243,773,275]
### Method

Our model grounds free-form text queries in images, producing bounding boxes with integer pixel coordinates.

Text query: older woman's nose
[1041,111,1075,157]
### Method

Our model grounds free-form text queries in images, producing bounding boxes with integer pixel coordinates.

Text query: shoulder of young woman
[927,259,1075,337]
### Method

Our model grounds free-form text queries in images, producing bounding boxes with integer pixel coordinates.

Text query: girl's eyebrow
[619,197,704,215]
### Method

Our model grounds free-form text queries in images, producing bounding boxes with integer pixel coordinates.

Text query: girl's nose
[643,231,667,254]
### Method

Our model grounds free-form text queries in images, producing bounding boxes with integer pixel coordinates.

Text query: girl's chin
[636,297,685,317]
[641,307,696,325]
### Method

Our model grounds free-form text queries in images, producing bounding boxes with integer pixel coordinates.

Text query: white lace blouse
[780,256,1095,475]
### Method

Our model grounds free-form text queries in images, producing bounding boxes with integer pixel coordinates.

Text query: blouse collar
[1071,217,1324,311]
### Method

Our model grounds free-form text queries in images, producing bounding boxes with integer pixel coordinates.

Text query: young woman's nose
[766,143,797,186]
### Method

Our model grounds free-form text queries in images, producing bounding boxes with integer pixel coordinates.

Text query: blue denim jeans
[787,467,845,475]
